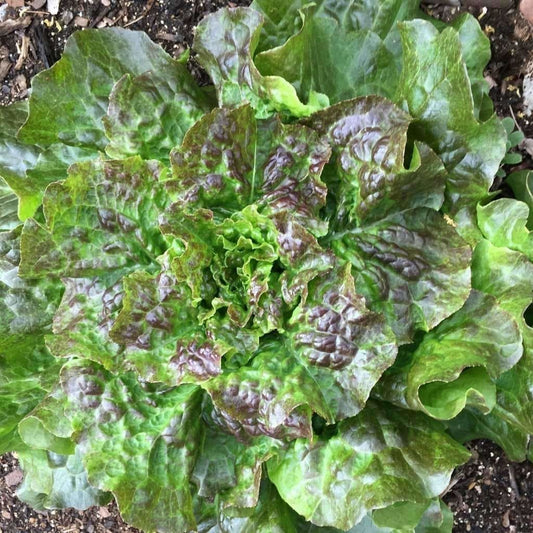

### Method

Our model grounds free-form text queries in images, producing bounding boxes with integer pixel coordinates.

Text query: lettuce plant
[1,1,532,532]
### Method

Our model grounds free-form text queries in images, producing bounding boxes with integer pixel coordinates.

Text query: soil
[0,0,532,532]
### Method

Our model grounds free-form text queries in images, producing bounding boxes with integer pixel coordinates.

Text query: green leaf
[289,265,397,419]
[0,102,96,220]
[19,157,168,278]
[507,171,533,228]
[306,96,447,227]
[477,199,533,259]
[109,264,226,385]
[217,480,298,533]
[17,447,111,510]
[60,360,204,532]
[395,21,506,240]
[193,420,280,510]
[19,28,184,151]
[45,275,123,370]
[450,14,491,119]
[103,62,214,161]
[332,207,471,343]
[193,8,324,117]
[0,177,19,231]
[268,402,469,530]
[167,105,331,234]
[252,0,424,104]
[203,338,332,440]
[255,6,397,104]
[376,290,523,420]
[0,228,63,453]
[470,237,533,440]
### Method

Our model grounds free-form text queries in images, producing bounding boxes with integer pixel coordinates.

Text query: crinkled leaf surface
[306,97,447,227]
[193,8,324,118]
[289,266,397,419]
[395,21,506,239]
[19,157,167,278]
[332,207,471,343]
[268,402,469,530]
[60,360,204,532]
[0,102,96,220]
[203,339,332,440]
[19,28,184,151]
[104,60,214,161]
[0,228,63,453]
[0,177,19,231]
[46,275,123,370]
[167,104,331,234]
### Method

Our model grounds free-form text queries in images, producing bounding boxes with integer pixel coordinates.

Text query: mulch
[0,1,532,532]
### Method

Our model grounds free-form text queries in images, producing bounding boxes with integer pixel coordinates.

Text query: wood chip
[98,506,111,518]
[6,0,24,7]
[521,0,533,24]
[156,31,179,42]
[15,34,30,70]
[502,510,511,528]
[0,16,31,37]
[47,0,60,16]
[31,0,47,8]
[74,16,89,27]
[4,468,23,487]
[0,59,11,83]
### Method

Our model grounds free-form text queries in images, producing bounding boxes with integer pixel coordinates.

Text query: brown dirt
[0,1,532,532]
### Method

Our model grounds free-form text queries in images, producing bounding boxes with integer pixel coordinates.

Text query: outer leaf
[252,0,422,53]
[253,0,424,104]
[507,170,533,228]
[0,228,63,453]
[377,291,523,420]
[255,6,398,103]
[268,402,469,530]
[0,102,96,220]
[469,237,533,440]
[167,105,330,234]
[19,28,183,150]
[450,14,492,118]
[477,198,533,259]
[332,207,471,343]
[289,265,397,419]
[193,8,323,118]
[395,21,506,239]
[104,62,214,161]
[306,96,447,227]
[0,177,19,231]
[192,420,280,510]
[447,407,529,462]
[60,360,204,533]
[17,447,110,510]
[19,157,167,278]
[217,481,298,533]
[203,339,332,440]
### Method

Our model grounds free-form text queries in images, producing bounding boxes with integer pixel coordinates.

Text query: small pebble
[74,16,89,27]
